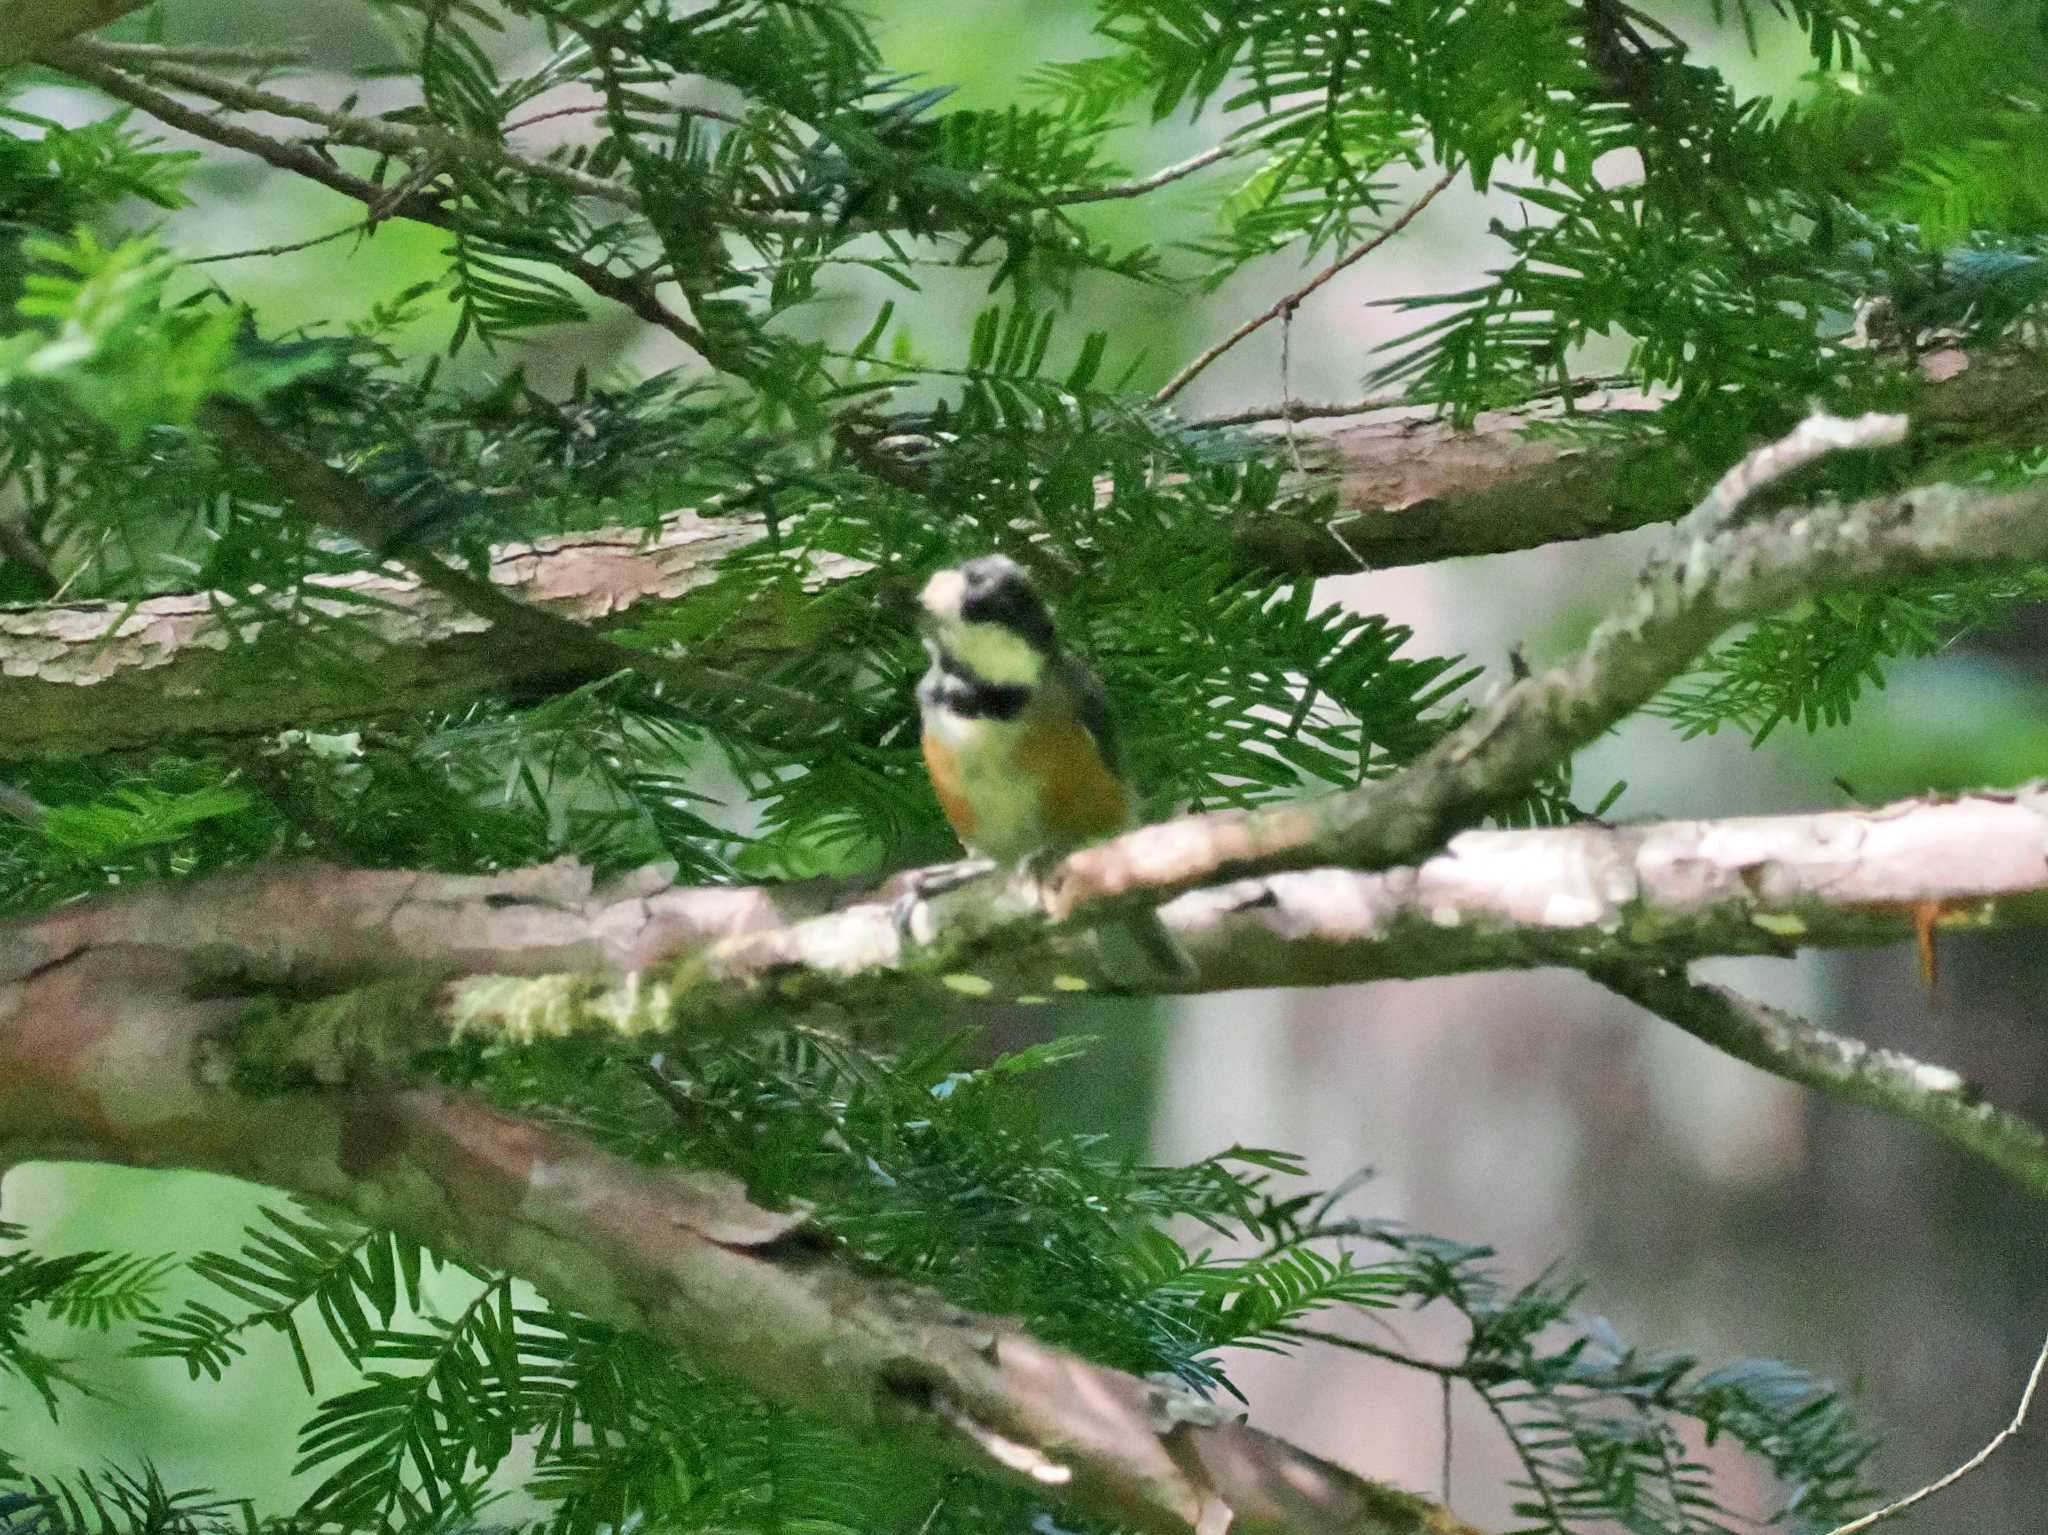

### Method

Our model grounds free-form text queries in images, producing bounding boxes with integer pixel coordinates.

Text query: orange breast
[921,730,979,847]
[1013,714,1130,846]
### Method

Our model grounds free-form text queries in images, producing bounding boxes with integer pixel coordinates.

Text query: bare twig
[74,39,308,68]
[1051,141,1245,204]
[184,219,370,265]
[43,49,716,360]
[1152,168,1458,406]
[1819,1328,2048,1535]
[1190,392,1410,428]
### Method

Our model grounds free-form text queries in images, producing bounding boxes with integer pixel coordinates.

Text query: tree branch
[0,933,1480,1535]
[43,48,716,361]
[56,40,643,214]
[0,515,800,762]
[195,399,828,729]
[0,0,144,70]
[1817,1327,2048,1535]
[1592,964,2048,1201]
[1046,414,2048,923]
[8,785,2047,1190]
[1219,345,2048,575]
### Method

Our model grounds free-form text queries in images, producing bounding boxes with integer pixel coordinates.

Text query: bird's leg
[890,855,1000,948]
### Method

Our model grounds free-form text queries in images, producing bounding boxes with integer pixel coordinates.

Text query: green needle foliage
[1,0,2045,1529]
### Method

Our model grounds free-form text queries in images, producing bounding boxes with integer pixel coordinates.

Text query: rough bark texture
[1053,456,2048,922]
[2,356,2039,763]
[6,784,2047,1191]
[1595,965,2048,1202]
[0,916,1477,1535]
[0,516,778,761]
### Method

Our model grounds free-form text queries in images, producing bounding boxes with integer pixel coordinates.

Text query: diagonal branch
[0,939,1481,1535]
[1818,1327,2048,1535]
[44,48,716,361]
[196,399,829,729]
[1592,964,2048,1201]
[1044,413,2048,923]
[1152,169,1459,407]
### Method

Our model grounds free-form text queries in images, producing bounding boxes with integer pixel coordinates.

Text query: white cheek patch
[944,621,1044,686]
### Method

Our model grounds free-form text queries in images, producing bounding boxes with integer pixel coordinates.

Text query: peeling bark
[0,516,797,761]
[0,935,1477,1535]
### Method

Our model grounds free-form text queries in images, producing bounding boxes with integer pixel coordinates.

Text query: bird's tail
[1093,906,1198,993]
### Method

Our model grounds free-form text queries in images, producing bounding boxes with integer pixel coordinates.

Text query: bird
[914,554,1194,988]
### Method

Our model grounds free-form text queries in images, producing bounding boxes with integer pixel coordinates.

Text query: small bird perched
[914,554,1193,987]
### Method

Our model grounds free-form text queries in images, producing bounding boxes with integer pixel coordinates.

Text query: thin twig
[46,50,714,361]
[1050,141,1245,204]
[1820,1329,2048,1535]
[1186,372,1640,429]
[78,40,308,68]
[1152,167,1458,406]
[1189,392,1411,428]
[501,101,606,133]
[58,40,642,214]
[184,219,369,265]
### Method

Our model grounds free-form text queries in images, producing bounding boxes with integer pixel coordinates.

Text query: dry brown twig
[1819,1329,2048,1535]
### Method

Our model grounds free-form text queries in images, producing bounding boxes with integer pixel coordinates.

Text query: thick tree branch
[1047,417,2048,923]
[0,515,790,761]
[6,786,2043,997]
[8,785,2047,1190]
[1219,346,2048,575]
[0,937,1478,1535]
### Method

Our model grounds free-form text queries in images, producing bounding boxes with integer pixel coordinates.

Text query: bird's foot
[890,856,999,948]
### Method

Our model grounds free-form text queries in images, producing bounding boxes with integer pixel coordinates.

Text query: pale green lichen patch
[1750,912,1807,937]
[450,968,679,1044]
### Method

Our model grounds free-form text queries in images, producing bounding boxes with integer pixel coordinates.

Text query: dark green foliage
[1360,1228,1877,1535]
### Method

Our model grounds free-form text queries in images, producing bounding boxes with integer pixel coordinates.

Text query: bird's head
[918,554,1058,686]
